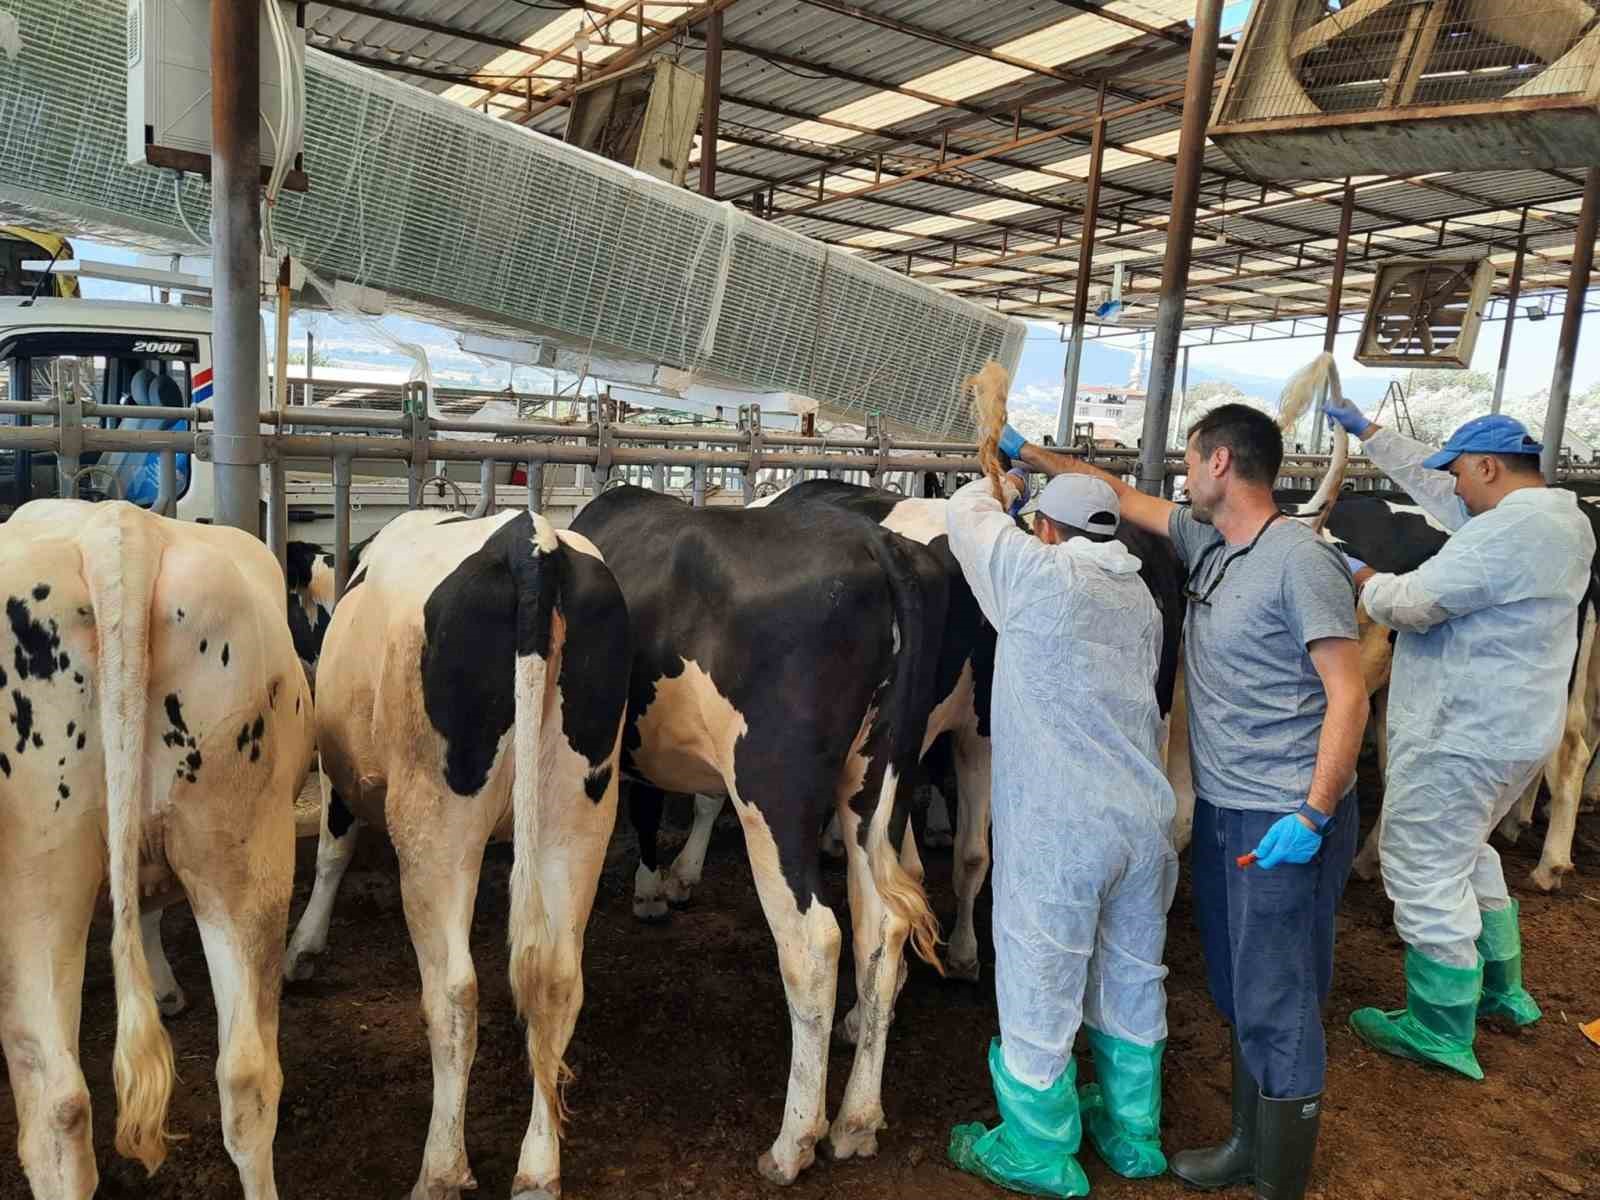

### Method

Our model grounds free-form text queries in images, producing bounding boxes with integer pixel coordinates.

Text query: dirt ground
[3,766,1597,1200]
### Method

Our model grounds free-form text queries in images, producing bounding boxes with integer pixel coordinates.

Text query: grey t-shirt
[1170,507,1359,812]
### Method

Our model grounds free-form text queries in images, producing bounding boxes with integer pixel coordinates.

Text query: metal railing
[19,390,1591,598]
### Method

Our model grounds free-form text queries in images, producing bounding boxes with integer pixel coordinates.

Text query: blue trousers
[1190,791,1358,1099]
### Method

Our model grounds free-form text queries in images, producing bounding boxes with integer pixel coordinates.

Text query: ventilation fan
[1210,0,1600,178]
[564,57,703,187]
[1355,257,1495,368]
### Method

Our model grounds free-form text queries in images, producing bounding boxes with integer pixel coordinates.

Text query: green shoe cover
[948,1040,1090,1198]
[1477,902,1541,1027]
[1349,949,1485,1081]
[1078,1027,1166,1178]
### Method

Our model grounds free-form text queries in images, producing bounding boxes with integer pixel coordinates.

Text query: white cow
[0,500,314,1200]
[283,508,629,1200]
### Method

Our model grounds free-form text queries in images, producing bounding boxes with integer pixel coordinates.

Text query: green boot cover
[1349,949,1485,1081]
[949,1039,1090,1198]
[1476,902,1541,1027]
[1078,1026,1166,1178]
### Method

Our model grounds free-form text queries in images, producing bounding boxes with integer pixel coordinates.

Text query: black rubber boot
[1253,1092,1321,1200]
[1171,1034,1257,1191]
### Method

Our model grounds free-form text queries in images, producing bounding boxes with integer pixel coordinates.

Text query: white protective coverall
[1360,429,1595,966]
[946,478,1178,1089]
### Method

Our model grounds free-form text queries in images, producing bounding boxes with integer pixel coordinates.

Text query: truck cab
[0,296,216,521]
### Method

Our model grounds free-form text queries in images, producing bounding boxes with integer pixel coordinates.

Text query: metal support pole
[1056,90,1106,448]
[266,453,288,565]
[1137,0,1222,495]
[473,458,497,517]
[332,455,352,600]
[1543,167,1600,484]
[526,460,545,513]
[209,0,263,535]
[700,8,723,198]
[1492,219,1529,414]
[1314,182,1356,455]
[1172,345,1191,442]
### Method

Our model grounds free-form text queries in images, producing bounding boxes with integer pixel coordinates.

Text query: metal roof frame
[301,0,1599,335]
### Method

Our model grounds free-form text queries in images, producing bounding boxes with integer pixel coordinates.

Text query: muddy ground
[2,768,1597,1200]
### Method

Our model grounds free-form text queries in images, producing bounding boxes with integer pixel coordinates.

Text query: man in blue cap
[1323,400,1595,1079]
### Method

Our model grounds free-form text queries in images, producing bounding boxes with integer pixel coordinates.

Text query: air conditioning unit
[126,0,304,179]
[1355,257,1495,369]
[1209,0,1600,178]
[563,57,703,187]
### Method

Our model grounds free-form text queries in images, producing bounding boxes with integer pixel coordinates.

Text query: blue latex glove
[997,424,1027,459]
[1252,812,1322,869]
[1005,467,1030,516]
[1324,392,1369,436]
[1345,554,1368,576]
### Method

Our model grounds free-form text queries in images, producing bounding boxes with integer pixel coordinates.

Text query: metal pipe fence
[21,393,1600,595]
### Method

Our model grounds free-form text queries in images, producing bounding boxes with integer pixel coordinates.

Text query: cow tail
[1278,352,1349,533]
[504,512,573,1130]
[81,504,175,1173]
[865,531,945,975]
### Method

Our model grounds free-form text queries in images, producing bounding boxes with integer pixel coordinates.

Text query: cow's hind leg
[284,775,362,981]
[732,783,840,1185]
[510,761,619,1199]
[143,904,189,1017]
[664,792,725,906]
[946,727,991,981]
[828,788,915,1164]
[0,819,102,1200]
[630,783,670,922]
[170,781,296,1200]
[394,789,490,1200]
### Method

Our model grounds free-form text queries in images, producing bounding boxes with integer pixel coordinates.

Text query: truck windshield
[1,332,198,519]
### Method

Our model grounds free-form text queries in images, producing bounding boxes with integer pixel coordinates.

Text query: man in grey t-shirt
[1004,402,1368,1200]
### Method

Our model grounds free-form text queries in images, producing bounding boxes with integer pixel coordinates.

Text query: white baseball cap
[1023,474,1120,534]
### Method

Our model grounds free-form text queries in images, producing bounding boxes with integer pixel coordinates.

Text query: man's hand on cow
[1324,393,1375,438]
[1251,811,1324,869]
[997,424,1028,459]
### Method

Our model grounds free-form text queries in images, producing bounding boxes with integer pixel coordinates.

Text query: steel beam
[1057,94,1105,447]
[1543,167,1600,483]
[1492,212,1529,414]
[210,0,263,536]
[1311,183,1356,453]
[1137,0,1221,495]
[700,8,722,197]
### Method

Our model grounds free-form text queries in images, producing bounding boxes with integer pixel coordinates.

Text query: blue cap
[1421,414,1543,470]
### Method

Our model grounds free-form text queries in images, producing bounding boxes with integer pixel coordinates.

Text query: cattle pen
[5,2,1600,1199]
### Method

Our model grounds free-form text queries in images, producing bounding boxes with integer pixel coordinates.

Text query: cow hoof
[156,986,188,1019]
[1351,858,1378,883]
[756,1150,804,1186]
[1530,862,1572,892]
[408,1170,478,1200]
[511,1181,559,1200]
[826,1121,881,1162]
[631,897,670,923]
[284,949,320,982]
[662,875,697,908]
[946,956,980,983]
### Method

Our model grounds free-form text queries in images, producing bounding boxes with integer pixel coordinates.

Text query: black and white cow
[282,509,629,1200]
[570,485,948,1184]
[0,500,315,1200]
[1277,485,1600,890]
[632,480,1187,985]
